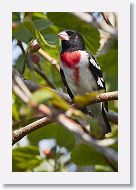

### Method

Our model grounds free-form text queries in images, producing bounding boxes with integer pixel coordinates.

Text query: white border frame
[0,0,130,184]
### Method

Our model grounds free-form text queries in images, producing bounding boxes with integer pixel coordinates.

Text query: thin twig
[17,40,25,54]
[34,66,56,89]
[12,115,44,129]
[101,12,113,27]
[38,48,60,71]
[12,68,31,103]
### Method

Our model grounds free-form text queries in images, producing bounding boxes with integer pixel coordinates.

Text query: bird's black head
[58,30,86,53]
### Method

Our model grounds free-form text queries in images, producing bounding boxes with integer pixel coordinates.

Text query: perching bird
[58,30,111,137]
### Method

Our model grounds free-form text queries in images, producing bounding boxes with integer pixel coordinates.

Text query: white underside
[60,50,98,95]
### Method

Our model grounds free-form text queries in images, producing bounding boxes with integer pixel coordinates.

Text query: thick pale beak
[58,31,69,41]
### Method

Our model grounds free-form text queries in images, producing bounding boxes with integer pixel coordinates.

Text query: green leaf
[95,165,113,172]
[24,20,36,37]
[13,23,32,43]
[39,51,62,87]
[43,33,58,46]
[24,20,54,48]
[12,12,21,22]
[47,12,100,54]
[28,123,75,150]
[12,93,23,122]
[31,12,47,20]
[30,88,70,110]
[33,19,53,31]
[14,54,25,73]
[12,146,43,172]
[12,102,20,121]
[30,88,53,105]
[12,104,19,121]
[71,143,109,166]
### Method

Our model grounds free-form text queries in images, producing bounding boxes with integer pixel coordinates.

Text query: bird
[58,30,111,138]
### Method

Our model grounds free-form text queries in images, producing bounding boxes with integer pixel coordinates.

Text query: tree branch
[73,91,118,108]
[12,117,53,145]
[12,110,118,146]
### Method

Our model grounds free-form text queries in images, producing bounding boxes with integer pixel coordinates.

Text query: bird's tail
[96,103,111,138]
[88,103,111,139]
[101,103,111,134]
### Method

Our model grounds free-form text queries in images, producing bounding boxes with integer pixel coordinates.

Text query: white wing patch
[97,77,104,87]
[100,77,104,82]
[90,58,100,70]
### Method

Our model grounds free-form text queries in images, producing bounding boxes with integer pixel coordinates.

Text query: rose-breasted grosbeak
[58,30,111,137]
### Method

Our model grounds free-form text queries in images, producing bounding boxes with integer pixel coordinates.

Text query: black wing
[88,54,111,133]
[60,68,74,100]
[88,53,108,111]
[88,54,106,90]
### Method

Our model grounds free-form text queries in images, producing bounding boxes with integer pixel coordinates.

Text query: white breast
[60,50,97,95]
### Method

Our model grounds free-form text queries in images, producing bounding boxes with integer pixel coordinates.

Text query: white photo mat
[0,0,130,184]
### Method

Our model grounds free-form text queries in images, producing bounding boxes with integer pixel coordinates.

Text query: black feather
[60,68,74,100]
[101,103,111,133]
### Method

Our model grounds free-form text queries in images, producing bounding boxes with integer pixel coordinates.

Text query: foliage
[12,12,118,172]
[12,146,43,172]
[71,143,109,166]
